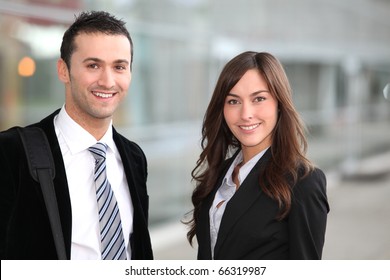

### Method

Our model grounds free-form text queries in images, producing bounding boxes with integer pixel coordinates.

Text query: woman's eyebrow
[227,90,269,97]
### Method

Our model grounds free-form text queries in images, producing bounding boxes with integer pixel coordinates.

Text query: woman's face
[223,69,278,162]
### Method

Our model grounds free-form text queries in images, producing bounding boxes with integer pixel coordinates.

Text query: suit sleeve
[0,129,19,258]
[288,168,330,259]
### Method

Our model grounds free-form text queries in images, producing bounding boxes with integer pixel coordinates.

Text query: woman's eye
[254,96,266,102]
[227,99,239,105]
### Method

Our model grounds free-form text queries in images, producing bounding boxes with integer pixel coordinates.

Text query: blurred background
[0,0,389,259]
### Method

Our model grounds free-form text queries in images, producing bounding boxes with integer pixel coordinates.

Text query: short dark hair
[60,11,133,70]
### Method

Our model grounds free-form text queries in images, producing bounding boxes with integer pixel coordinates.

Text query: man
[0,11,153,260]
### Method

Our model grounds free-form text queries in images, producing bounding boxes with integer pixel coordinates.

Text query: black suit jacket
[196,149,329,260]
[0,110,153,259]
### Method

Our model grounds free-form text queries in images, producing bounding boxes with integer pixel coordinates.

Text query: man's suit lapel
[113,129,153,259]
[213,149,271,258]
[112,129,142,213]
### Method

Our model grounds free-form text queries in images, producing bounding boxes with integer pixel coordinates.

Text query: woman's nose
[240,102,254,120]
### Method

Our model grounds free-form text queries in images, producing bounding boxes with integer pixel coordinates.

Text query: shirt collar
[55,105,114,155]
[223,151,243,187]
[223,147,269,186]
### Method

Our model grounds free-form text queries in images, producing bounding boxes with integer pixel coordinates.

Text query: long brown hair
[186,51,314,245]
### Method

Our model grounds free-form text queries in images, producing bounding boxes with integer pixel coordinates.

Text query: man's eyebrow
[83,57,103,63]
[82,57,130,65]
[114,59,130,65]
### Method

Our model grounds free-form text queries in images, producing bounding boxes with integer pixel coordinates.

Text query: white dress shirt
[209,147,268,258]
[54,106,133,259]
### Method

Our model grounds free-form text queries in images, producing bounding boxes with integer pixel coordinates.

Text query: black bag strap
[17,127,67,260]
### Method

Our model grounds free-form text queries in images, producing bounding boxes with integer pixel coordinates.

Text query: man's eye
[88,64,99,69]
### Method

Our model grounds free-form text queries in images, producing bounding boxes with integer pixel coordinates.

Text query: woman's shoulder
[292,166,330,213]
[303,166,326,181]
[294,166,327,196]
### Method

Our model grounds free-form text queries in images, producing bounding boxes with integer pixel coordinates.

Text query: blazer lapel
[197,152,237,259]
[213,149,271,258]
[113,128,153,259]
[112,129,140,210]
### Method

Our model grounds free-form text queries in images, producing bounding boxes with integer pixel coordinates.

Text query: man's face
[58,32,132,128]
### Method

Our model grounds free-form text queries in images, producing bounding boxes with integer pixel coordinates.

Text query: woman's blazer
[0,109,153,260]
[196,149,329,260]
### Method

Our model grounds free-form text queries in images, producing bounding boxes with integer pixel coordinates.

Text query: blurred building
[1,0,389,227]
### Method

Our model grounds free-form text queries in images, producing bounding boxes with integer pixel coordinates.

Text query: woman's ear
[57,58,70,83]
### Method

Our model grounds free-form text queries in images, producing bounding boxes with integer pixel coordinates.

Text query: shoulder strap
[17,127,67,260]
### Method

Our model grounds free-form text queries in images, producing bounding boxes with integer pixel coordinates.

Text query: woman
[186,51,329,259]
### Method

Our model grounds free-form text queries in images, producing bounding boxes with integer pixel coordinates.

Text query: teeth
[240,124,259,130]
[94,92,113,98]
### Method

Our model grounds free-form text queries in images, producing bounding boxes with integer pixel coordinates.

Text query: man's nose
[97,68,115,89]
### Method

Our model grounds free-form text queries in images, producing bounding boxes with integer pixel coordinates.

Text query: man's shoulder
[0,109,60,148]
[1,109,60,133]
[0,125,21,143]
[113,128,145,158]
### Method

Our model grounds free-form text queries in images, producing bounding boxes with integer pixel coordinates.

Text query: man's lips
[92,91,116,98]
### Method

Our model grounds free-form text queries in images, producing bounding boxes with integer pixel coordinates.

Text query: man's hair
[60,11,133,70]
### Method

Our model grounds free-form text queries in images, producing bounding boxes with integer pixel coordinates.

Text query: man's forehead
[72,33,131,55]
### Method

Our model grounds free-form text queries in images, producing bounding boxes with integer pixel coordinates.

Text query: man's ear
[57,58,70,83]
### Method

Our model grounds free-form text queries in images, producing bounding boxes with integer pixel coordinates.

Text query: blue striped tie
[89,142,127,260]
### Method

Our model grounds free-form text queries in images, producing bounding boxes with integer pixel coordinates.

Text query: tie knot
[89,142,108,161]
